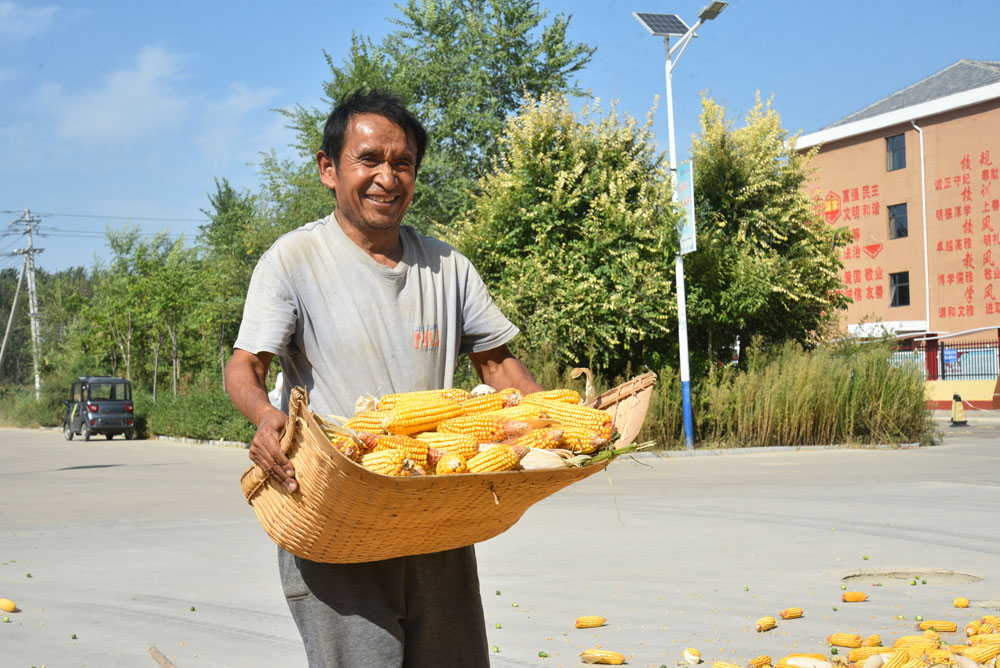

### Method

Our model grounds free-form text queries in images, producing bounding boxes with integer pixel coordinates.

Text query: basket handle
[240,386,307,503]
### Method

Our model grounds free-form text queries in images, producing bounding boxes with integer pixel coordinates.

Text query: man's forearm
[225,350,279,426]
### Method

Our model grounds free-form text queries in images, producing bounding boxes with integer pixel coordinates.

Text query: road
[0,414,997,668]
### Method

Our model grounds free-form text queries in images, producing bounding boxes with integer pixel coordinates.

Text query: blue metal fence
[893,339,999,380]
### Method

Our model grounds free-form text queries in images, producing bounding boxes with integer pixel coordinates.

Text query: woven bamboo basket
[240,371,657,563]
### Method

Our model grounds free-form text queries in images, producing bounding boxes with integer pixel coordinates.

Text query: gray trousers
[278,545,491,668]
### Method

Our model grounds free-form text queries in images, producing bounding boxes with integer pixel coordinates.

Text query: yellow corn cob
[920,621,958,633]
[376,388,468,411]
[579,648,625,665]
[561,426,609,454]
[828,633,863,648]
[714,662,742,668]
[882,651,910,668]
[437,414,532,441]
[575,616,607,629]
[520,397,615,438]
[954,597,970,608]
[435,453,468,475]
[848,647,896,662]
[779,607,803,620]
[923,649,953,664]
[923,630,941,644]
[986,624,999,635]
[412,431,479,459]
[326,434,364,462]
[485,403,548,421]
[894,635,939,650]
[842,591,868,602]
[369,434,429,468]
[961,644,1000,663]
[382,399,464,435]
[899,658,928,668]
[684,648,702,665]
[779,654,827,662]
[459,388,522,416]
[968,621,984,637]
[467,444,528,473]
[524,388,581,404]
[984,616,1000,627]
[343,409,390,434]
[512,427,565,450]
[360,449,410,475]
[756,616,777,632]
[863,635,883,647]
[971,635,1000,647]
[747,655,772,668]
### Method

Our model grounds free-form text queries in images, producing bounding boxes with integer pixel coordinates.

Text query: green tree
[685,93,850,370]
[453,93,678,378]
[270,0,596,236]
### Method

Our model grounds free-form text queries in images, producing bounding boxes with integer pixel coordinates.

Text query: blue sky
[1,0,997,272]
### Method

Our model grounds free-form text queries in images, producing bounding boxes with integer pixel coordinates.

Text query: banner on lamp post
[676,160,696,255]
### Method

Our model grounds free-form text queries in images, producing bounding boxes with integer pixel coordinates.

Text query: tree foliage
[273,0,596,235]
[453,93,678,378]
[685,93,850,369]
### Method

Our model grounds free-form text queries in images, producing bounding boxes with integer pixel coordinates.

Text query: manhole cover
[842,569,982,585]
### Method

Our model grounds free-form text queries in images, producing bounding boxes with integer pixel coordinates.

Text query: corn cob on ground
[848,647,895,662]
[580,648,626,665]
[684,648,702,665]
[779,607,803,620]
[756,616,777,632]
[863,635,883,647]
[575,615,607,629]
[827,633,863,648]
[747,655,772,668]
[954,597,970,608]
[920,620,958,632]
[842,591,869,602]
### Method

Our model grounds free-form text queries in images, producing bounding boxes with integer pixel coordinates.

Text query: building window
[886,133,906,171]
[888,203,908,239]
[889,271,910,307]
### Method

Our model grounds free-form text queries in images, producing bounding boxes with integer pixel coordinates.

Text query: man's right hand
[250,406,297,493]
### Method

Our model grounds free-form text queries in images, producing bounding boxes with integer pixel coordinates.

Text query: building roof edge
[795,81,1000,150]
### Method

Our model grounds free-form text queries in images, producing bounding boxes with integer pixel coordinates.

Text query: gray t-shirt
[233,213,519,418]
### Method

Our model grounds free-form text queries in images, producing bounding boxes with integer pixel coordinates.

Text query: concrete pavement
[0,415,997,668]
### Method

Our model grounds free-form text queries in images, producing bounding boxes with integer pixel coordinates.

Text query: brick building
[796,60,1000,406]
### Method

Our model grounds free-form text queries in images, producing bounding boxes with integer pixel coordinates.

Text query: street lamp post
[633,2,727,449]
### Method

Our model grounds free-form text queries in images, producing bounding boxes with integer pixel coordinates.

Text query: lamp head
[698,1,728,21]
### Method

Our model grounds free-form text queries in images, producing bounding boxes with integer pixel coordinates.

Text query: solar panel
[633,12,690,37]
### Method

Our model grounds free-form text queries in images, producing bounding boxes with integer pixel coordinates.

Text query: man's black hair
[321,89,428,170]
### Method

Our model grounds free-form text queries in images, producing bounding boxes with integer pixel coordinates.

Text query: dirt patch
[842,569,983,585]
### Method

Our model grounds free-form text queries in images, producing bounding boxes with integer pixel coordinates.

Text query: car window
[88,382,130,401]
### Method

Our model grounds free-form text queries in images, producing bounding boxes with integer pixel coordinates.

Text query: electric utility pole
[0,210,44,399]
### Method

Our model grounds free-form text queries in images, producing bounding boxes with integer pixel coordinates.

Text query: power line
[25,211,208,223]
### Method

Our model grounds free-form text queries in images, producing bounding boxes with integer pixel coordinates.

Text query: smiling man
[224,90,543,667]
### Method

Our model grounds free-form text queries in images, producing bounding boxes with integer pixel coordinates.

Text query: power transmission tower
[0,209,44,399]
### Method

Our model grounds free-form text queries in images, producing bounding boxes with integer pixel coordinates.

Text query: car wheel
[105,433,113,440]
[82,423,91,441]
[124,428,135,440]
[63,422,73,441]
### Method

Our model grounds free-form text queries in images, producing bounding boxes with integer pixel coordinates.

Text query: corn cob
[920,621,958,633]
[376,388,468,411]
[954,597,970,608]
[842,591,869,602]
[881,651,910,668]
[575,616,607,629]
[714,662,742,668]
[579,648,625,665]
[459,388,522,415]
[467,444,528,473]
[684,648,702,665]
[848,647,895,662]
[368,434,429,468]
[524,388,581,404]
[779,654,827,662]
[779,607,803,620]
[923,630,941,644]
[344,410,390,434]
[520,397,615,438]
[986,624,999,636]
[960,643,1000,664]
[898,658,928,668]
[970,634,1000,647]
[437,414,532,441]
[894,635,939,651]
[923,649,953,664]
[747,655,772,668]
[382,398,464,435]
[512,427,565,450]
[562,426,609,454]
[828,634,863,648]
[328,434,364,463]
[435,453,468,475]
[984,616,1000,627]
[967,621,984,637]
[863,635,883,647]
[756,616,777,632]
[360,449,411,475]
[487,403,549,421]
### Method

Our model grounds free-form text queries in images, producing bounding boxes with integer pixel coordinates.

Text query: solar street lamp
[633,3,727,449]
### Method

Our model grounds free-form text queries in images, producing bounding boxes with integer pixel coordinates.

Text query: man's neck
[333,209,404,268]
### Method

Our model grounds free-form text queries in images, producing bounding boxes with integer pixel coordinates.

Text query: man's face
[318,113,417,235]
